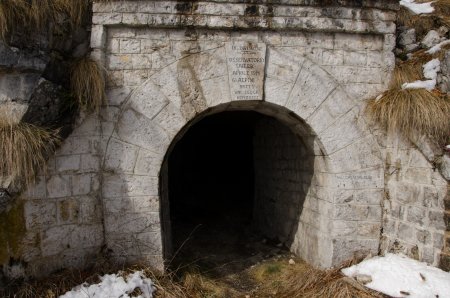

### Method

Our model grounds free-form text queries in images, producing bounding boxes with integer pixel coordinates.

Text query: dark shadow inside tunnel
[161,110,315,276]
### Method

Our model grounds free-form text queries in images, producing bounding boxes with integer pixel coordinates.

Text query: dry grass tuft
[260,260,384,298]
[0,0,93,38]
[433,0,450,27]
[366,89,450,144]
[0,257,387,298]
[0,107,60,188]
[397,0,450,38]
[70,57,106,113]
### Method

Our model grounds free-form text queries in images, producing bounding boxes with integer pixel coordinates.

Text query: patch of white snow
[423,58,441,79]
[342,253,450,298]
[427,39,450,54]
[59,271,155,298]
[402,58,440,91]
[400,0,435,14]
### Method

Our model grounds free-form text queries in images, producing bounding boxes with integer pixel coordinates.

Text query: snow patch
[402,58,440,91]
[59,271,155,298]
[400,0,435,14]
[342,254,450,298]
[427,39,450,54]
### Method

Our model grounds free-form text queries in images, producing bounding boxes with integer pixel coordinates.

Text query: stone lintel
[92,1,397,35]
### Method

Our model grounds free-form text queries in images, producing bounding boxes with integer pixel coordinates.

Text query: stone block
[395,182,421,204]
[72,174,93,196]
[120,39,141,54]
[132,196,160,213]
[134,149,163,176]
[46,175,71,198]
[57,199,80,224]
[104,197,134,214]
[79,196,102,224]
[343,51,367,66]
[41,224,103,257]
[116,109,170,154]
[334,33,383,51]
[308,87,356,135]
[123,70,148,86]
[92,13,122,25]
[24,201,57,229]
[398,223,414,240]
[102,174,158,199]
[434,233,444,249]
[80,154,100,172]
[25,177,47,199]
[422,186,441,208]
[421,246,435,264]
[106,87,132,106]
[107,70,124,87]
[105,139,139,173]
[429,210,446,230]
[56,155,81,173]
[416,229,431,244]
[334,204,381,221]
[90,25,106,49]
[104,212,160,234]
[319,108,365,154]
[404,168,432,184]
[333,189,383,205]
[407,206,426,225]
[332,238,379,265]
[382,216,397,235]
[108,55,134,70]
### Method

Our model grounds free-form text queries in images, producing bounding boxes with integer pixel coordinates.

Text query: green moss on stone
[0,201,26,264]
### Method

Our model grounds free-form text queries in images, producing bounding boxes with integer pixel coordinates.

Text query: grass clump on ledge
[70,57,106,113]
[366,89,450,144]
[0,109,60,188]
[0,0,94,39]
[366,48,450,145]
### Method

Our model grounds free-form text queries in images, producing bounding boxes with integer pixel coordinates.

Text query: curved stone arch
[102,44,384,268]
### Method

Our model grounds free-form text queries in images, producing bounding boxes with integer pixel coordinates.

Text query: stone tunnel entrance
[161,109,315,275]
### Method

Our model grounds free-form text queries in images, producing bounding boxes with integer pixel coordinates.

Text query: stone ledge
[92,1,397,34]
[93,0,400,12]
[92,13,396,34]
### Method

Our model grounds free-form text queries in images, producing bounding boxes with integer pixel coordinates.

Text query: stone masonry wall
[253,117,314,246]
[380,134,448,267]
[17,114,104,277]
[2,0,410,278]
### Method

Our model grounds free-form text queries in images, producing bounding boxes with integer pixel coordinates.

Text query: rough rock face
[438,51,450,93]
[0,6,91,281]
[21,79,77,136]
[0,190,11,214]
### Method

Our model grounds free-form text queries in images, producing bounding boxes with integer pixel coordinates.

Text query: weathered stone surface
[21,79,77,135]
[0,189,12,213]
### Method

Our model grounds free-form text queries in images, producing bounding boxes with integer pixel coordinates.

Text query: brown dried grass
[366,89,450,144]
[0,107,60,188]
[398,0,450,38]
[70,57,106,113]
[0,257,386,298]
[0,0,93,38]
[272,264,384,298]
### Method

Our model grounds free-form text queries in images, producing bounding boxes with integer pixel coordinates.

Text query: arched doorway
[160,107,315,273]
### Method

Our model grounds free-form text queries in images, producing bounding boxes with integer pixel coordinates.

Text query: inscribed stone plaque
[225,41,266,101]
